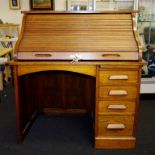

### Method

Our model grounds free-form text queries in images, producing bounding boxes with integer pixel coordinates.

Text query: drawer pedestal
[95,65,141,148]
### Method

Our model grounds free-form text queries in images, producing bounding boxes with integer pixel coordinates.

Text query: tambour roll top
[15,11,141,61]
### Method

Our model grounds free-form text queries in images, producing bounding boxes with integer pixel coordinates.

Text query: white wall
[0,0,67,25]
[55,0,66,11]
[0,0,29,24]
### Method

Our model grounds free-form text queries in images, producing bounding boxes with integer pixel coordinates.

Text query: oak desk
[13,11,142,149]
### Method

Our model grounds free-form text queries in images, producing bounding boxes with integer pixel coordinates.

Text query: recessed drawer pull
[109,90,128,96]
[34,53,52,57]
[102,54,120,57]
[109,75,128,80]
[108,105,127,110]
[107,124,125,130]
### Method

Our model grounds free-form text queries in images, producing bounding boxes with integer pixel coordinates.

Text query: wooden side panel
[13,65,37,143]
[18,13,138,52]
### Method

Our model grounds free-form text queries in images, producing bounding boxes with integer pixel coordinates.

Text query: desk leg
[13,66,38,143]
[0,71,3,91]
[13,66,23,143]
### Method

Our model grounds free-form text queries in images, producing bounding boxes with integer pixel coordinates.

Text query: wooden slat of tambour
[26,17,132,21]
[18,46,138,52]
[30,15,132,21]
[25,27,132,30]
[25,21,132,27]
[25,15,132,20]
[19,38,137,45]
[18,47,138,53]
[21,36,136,42]
[26,14,132,20]
[23,35,135,43]
[25,23,132,29]
[19,41,137,49]
[25,30,133,35]
[24,30,134,35]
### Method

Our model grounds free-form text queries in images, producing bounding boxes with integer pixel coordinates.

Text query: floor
[0,83,155,155]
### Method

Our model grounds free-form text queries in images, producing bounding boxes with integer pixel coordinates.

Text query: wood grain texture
[97,100,136,115]
[17,64,96,77]
[95,137,136,149]
[10,60,142,66]
[96,115,134,137]
[19,71,96,113]
[13,11,142,148]
[99,86,137,100]
[16,51,138,61]
[99,70,139,85]
[131,13,142,62]
[16,13,138,53]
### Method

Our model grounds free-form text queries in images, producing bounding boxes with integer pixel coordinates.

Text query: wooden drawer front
[96,116,134,137]
[99,70,138,85]
[99,86,137,100]
[98,101,135,114]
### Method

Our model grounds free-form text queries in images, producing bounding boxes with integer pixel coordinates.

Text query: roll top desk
[13,11,142,149]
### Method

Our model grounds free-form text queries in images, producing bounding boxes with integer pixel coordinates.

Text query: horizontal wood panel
[16,52,138,61]
[25,28,133,33]
[10,60,142,66]
[97,100,136,115]
[99,86,138,100]
[95,137,135,149]
[99,70,139,85]
[18,45,138,52]
[24,31,134,36]
[25,21,132,27]
[26,14,132,20]
[17,64,96,77]
[19,71,95,113]
[96,115,134,137]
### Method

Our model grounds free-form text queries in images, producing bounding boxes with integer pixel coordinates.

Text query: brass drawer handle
[102,54,120,57]
[34,53,52,57]
[109,90,128,96]
[109,75,128,80]
[108,105,127,110]
[107,124,125,130]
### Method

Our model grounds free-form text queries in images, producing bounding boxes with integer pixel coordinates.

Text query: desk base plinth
[95,137,136,149]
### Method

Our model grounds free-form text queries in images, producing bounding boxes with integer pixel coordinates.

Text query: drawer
[97,101,135,115]
[99,86,138,100]
[96,115,134,137]
[99,70,139,85]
